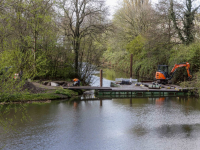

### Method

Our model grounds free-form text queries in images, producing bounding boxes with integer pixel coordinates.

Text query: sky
[105,0,159,19]
[105,0,121,18]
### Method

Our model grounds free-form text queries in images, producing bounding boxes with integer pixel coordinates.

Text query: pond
[1,68,200,150]
[1,97,200,150]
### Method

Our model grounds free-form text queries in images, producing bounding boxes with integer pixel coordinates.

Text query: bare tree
[58,0,109,76]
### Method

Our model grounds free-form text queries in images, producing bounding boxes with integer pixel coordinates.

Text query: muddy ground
[22,82,46,94]
[22,81,74,94]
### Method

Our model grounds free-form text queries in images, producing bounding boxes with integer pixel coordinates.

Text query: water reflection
[155,97,166,105]
[100,100,102,107]
[155,124,200,138]
[73,101,78,108]
[1,96,200,150]
[131,125,148,137]
[0,103,31,133]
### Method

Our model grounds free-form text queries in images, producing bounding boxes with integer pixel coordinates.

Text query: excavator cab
[158,65,168,74]
[155,65,170,84]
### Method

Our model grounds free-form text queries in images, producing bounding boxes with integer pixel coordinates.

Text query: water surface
[1,97,200,150]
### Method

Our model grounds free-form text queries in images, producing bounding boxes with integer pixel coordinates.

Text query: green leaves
[126,35,146,56]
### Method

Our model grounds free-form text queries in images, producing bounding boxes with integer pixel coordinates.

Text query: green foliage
[34,53,49,77]
[169,42,200,82]
[55,89,78,97]
[0,66,25,103]
[126,35,146,55]
[169,43,200,71]
[0,93,61,102]
[103,31,172,79]
[19,93,61,101]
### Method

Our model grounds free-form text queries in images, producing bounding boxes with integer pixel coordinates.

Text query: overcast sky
[106,0,159,18]
[105,0,121,17]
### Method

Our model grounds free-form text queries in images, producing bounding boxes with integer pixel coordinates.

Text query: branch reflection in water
[0,103,31,148]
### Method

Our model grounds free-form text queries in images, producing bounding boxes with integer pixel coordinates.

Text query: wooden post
[130,54,133,82]
[100,69,103,87]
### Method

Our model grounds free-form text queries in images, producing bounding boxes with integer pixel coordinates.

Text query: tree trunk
[74,39,80,76]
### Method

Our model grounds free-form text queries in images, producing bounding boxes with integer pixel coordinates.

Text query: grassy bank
[0,89,80,103]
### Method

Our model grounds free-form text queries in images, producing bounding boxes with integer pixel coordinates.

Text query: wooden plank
[96,90,191,97]
[63,86,112,90]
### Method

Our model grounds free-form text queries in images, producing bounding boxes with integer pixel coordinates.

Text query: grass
[0,88,80,103]
[0,93,62,102]
[55,89,79,97]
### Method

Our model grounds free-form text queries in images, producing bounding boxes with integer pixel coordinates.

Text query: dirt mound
[22,82,45,94]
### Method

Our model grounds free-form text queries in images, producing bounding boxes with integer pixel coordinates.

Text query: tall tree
[170,0,200,45]
[0,0,59,79]
[59,0,109,76]
[117,0,152,38]
[27,0,54,62]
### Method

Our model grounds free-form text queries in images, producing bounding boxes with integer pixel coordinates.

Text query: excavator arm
[169,62,192,79]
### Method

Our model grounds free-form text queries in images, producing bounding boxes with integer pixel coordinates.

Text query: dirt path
[31,82,61,90]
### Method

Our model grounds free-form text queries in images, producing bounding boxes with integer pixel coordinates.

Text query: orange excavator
[155,62,192,84]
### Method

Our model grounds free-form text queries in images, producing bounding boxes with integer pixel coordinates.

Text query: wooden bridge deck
[63,85,191,92]
[63,83,194,97]
[63,86,112,90]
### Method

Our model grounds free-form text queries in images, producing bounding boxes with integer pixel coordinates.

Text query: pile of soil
[22,82,46,94]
